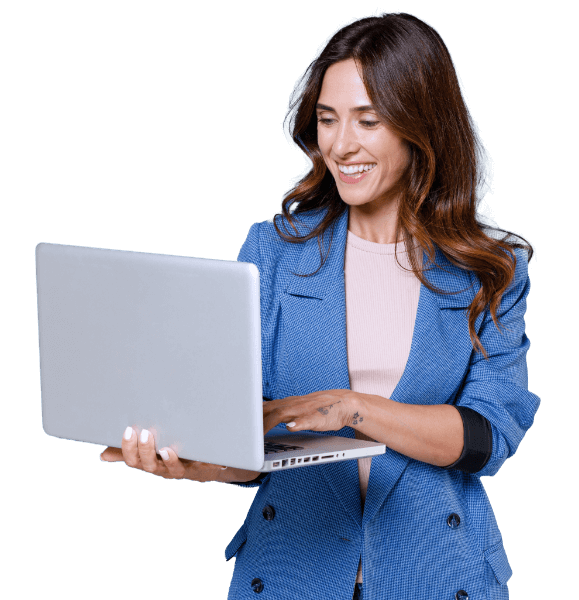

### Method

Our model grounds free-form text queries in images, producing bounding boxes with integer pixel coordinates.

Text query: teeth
[338,163,376,174]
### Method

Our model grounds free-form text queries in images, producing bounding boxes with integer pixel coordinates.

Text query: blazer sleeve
[451,247,540,478]
[441,405,492,473]
[225,221,270,489]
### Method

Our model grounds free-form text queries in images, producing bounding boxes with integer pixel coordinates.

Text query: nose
[332,120,360,158]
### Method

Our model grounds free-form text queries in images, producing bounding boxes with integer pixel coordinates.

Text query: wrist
[348,391,367,429]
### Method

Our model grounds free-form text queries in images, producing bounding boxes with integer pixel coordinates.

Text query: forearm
[350,392,464,467]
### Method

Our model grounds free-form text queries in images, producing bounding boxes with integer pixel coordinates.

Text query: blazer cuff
[227,472,269,486]
[442,406,492,474]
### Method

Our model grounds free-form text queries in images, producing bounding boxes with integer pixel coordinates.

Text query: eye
[317,117,379,127]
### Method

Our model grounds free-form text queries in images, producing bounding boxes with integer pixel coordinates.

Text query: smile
[337,163,377,174]
[337,163,376,184]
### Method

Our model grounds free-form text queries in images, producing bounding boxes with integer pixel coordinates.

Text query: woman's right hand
[100,426,262,484]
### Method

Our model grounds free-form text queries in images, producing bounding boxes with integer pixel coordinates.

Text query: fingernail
[140,429,149,444]
[100,454,105,461]
[287,422,296,427]
[159,449,169,461]
[124,426,133,440]
[221,466,228,470]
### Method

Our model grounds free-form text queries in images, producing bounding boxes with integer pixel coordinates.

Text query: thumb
[100,447,123,462]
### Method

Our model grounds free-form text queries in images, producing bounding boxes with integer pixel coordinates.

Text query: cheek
[317,128,332,156]
[396,145,411,175]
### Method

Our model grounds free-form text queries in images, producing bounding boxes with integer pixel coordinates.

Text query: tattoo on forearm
[352,411,364,425]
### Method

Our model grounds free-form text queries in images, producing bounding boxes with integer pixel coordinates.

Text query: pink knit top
[344,228,422,584]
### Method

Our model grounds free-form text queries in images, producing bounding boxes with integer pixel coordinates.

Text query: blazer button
[262,505,276,521]
[447,513,461,528]
[251,578,264,593]
[455,591,469,600]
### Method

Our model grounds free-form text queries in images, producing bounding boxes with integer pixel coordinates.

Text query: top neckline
[347,229,413,255]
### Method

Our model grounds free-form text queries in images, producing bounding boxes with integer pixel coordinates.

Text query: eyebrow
[315,103,376,113]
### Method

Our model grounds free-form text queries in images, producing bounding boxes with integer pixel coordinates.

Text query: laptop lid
[36,242,266,471]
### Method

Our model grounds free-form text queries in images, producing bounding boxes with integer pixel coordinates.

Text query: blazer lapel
[280,206,484,529]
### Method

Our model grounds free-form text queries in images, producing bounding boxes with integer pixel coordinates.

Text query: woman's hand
[263,389,358,435]
[101,428,232,483]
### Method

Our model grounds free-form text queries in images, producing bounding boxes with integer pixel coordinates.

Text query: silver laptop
[35,242,385,473]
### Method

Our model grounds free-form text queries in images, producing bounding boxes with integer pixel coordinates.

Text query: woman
[101,13,540,600]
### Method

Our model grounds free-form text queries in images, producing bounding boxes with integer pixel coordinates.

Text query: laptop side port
[297,458,302,463]
[312,456,319,461]
[282,459,288,466]
[273,461,280,467]
[290,458,296,465]
[321,454,334,459]
[304,457,310,463]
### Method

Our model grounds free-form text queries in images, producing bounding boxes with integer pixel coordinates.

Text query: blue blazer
[225,206,540,600]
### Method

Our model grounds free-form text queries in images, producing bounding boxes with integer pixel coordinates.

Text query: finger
[262,397,284,420]
[264,407,300,435]
[137,429,163,473]
[121,426,142,469]
[263,410,282,435]
[158,447,186,479]
[100,447,124,462]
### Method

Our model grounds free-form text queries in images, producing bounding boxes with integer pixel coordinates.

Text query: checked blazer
[224,205,540,600]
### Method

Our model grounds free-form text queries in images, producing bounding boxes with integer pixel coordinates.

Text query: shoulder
[252,207,327,259]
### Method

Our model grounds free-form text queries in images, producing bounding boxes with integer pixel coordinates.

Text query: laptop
[35,242,385,473]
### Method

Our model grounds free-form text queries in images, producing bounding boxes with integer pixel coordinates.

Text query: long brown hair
[273,12,533,359]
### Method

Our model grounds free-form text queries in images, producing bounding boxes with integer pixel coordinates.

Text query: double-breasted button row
[254,507,465,596]
[448,511,465,600]
[251,577,467,598]
[251,505,275,592]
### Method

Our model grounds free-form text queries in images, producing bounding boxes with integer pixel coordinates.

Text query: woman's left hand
[263,389,359,435]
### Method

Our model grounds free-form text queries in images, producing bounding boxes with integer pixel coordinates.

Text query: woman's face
[316,59,410,210]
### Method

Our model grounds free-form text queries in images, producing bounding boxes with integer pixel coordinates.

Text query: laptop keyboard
[264,441,305,454]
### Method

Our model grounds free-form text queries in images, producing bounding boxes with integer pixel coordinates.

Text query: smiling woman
[224,12,540,600]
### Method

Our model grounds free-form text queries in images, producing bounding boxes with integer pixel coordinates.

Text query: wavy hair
[273,12,533,359]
